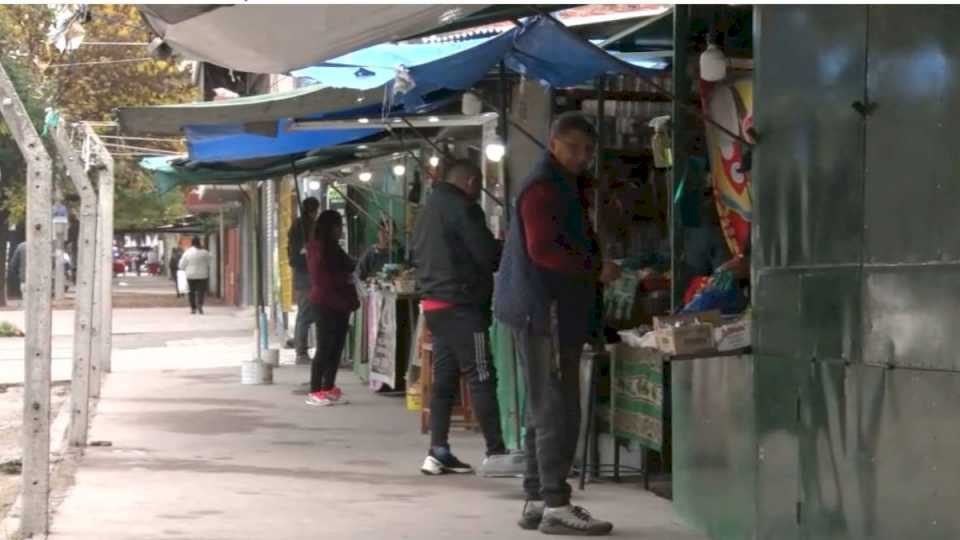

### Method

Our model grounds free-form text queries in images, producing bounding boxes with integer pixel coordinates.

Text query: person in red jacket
[304,210,359,407]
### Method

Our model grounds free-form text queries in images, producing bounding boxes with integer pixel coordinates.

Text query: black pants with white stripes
[424,306,506,456]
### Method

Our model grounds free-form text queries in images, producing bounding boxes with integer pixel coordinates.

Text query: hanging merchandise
[605,271,641,324]
[41,108,61,137]
[680,268,745,315]
[649,115,672,169]
[699,42,728,82]
[48,5,88,53]
[700,75,753,257]
[392,65,417,97]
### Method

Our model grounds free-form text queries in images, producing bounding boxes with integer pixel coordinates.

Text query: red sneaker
[305,390,332,407]
[327,387,348,405]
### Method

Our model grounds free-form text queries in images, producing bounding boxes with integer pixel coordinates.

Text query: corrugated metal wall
[674,6,960,539]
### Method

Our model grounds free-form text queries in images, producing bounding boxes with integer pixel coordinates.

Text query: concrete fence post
[0,60,54,538]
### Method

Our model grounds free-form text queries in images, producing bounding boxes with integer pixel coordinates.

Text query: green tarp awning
[117,84,385,136]
[142,139,417,192]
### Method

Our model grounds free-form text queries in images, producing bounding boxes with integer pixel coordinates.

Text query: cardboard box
[714,316,752,352]
[652,311,721,356]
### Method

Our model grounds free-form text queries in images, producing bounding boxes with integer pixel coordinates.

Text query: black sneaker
[518,500,545,530]
[539,505,613,536]
[420,448,474,475]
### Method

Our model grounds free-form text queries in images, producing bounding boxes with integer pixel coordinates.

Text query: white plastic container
[241,360,274,385]
[264,348,280,368]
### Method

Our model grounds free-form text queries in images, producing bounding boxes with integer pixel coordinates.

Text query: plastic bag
[176,270,189,294]
[680,268,743,314]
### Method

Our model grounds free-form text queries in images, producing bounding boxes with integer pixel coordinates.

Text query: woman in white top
[178,236,211,314]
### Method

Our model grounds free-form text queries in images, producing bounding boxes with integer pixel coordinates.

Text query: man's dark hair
[302,196,320,215]
[444,159,481,185]
[550,111,597,141]
[191,236,202,248]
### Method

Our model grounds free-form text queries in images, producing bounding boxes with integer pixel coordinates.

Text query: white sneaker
[539,505,613,536]
[478,451,525,477]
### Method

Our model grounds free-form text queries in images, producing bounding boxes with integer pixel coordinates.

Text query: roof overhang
[138,4,492,74]
[288,113,498,132]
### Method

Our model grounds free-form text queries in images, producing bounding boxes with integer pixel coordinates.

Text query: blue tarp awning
[141,16,667,186]
[184,30,517,162]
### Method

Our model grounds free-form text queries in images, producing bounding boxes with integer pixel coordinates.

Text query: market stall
[129,6,757,492]
[355,277,418,392]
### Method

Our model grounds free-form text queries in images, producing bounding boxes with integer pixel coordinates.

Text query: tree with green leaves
[0,4,199,305]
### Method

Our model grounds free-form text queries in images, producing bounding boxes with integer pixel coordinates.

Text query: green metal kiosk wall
[673,5,960,539]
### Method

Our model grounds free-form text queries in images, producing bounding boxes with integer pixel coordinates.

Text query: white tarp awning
[140,4,491,74]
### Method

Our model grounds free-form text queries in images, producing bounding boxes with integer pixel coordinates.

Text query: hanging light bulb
[484,135,506,163]
[308,180,322,191]
[699,41,727,82]
[392,163,406,176]
[358,170,373,182]
[429,155,440,168]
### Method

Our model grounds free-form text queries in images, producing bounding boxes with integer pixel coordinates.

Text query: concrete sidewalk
[0,306,255,384]
[48,364,704,540]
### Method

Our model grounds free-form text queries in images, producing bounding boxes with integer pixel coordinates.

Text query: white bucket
[241,360,274,385]
[264,348,280,368]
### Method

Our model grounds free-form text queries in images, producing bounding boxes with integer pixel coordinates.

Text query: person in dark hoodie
[495,112,621,535]
[288,197,321,364]
[412,160,513,477]
[304,210,359,407]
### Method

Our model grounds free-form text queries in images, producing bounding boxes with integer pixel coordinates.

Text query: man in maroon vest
[495,112,621,535]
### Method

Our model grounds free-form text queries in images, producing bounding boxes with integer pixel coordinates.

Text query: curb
[0,383,86,539]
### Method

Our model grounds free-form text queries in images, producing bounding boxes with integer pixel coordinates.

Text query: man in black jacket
[412,160,510,476]
[288,197,320,364]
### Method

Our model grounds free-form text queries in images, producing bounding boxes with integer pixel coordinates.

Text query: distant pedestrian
[169,246,184,298]
[178,237,211,314]
[288,197,320,364]
[146,248,161,276]
[9,241,26,302]
[304,210,359,407]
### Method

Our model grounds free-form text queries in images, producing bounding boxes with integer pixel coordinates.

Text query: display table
[351,286,418,392]
[608,344,665,452]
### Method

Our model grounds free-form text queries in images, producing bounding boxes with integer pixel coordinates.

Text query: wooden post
[84,124,115,377]
[52,124,98,448]
[0,62,54,538]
